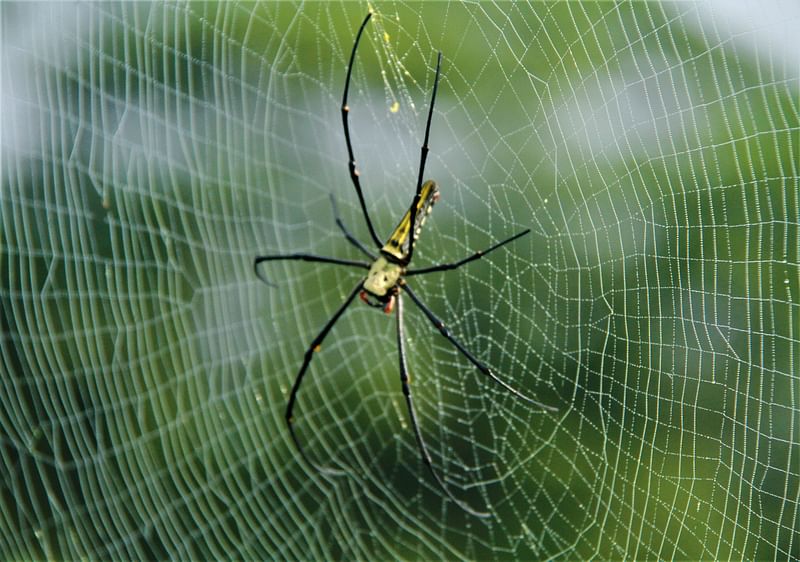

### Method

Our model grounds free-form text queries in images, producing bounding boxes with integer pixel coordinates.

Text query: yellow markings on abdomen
[382,180,440,262]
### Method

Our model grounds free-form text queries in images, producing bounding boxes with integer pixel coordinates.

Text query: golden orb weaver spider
[254,12,556,518]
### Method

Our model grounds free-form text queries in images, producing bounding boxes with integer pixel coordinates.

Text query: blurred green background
[1,1,798,560]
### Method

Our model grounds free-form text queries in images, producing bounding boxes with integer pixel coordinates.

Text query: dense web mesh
[1,1,798,559]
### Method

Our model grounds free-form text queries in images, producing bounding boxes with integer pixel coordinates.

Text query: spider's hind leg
[330,193,378,259]
[340,12,383,248]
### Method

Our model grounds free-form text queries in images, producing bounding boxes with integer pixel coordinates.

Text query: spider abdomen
[381,180,440,263]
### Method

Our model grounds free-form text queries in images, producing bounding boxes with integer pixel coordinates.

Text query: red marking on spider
[383,296,395,315]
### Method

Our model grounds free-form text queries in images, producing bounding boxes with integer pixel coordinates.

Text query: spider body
[254,13,555,518]
[361,179,440,312]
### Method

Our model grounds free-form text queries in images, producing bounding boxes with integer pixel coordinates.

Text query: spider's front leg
[285,282,364,475]
[395,293,490,518]
[401,282,558,412]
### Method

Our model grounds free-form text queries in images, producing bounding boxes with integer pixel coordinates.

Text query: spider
[254,12,556,518]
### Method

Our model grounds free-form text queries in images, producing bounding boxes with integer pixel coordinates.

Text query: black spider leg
[285,282,364,476]
[396,294,491,518]
[341,12,383,248]
[404,51,442,266]
[406,229,531,276]
[330,194,377,260]
[253,254,369,287]
[401,283,558,412]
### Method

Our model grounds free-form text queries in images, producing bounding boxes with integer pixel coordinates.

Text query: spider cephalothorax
[254,12,555,518]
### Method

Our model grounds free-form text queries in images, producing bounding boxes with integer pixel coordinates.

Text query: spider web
[2,1,798,559]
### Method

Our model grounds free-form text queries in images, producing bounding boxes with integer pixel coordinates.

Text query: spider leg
[405,51,442,266]
[401,283,558,412]
[406,229,530,276]
[341,12,383,248]
[396,294,490,518]
[253,254,369,287]
[285,282,364,476]
[330,193,377,259]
